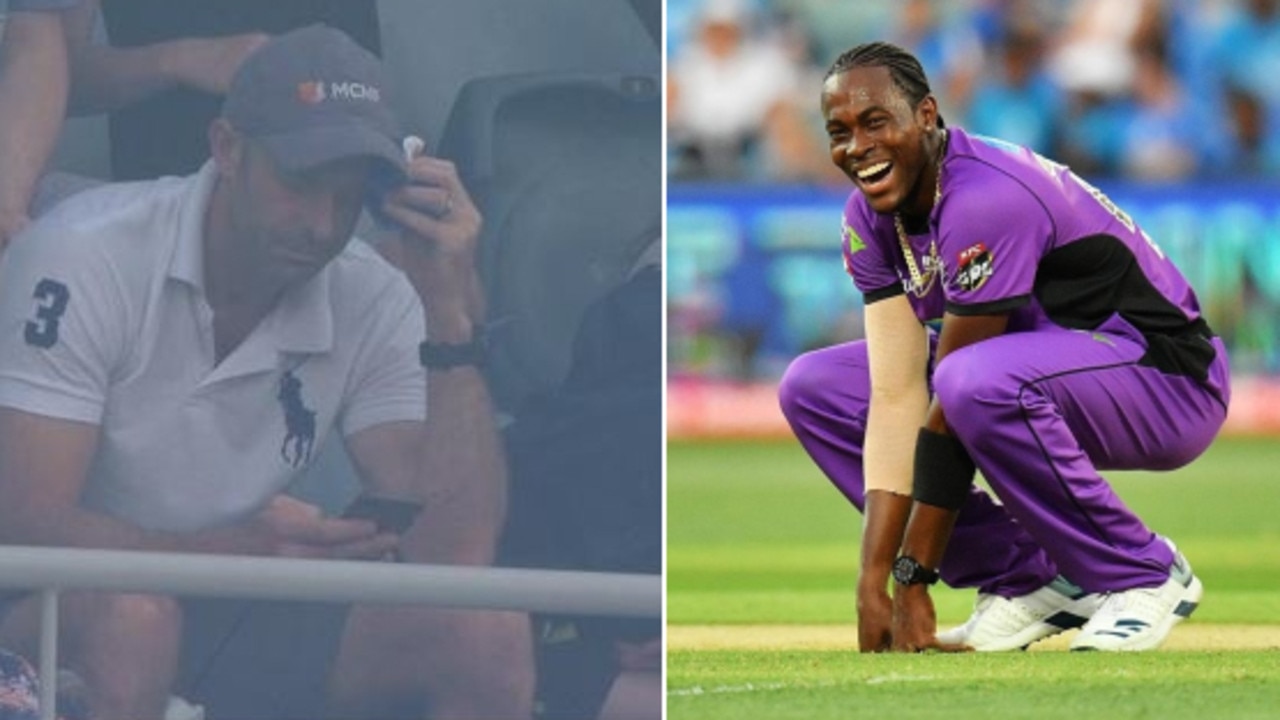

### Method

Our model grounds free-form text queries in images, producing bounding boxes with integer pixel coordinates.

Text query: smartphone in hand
[340,495,423,534]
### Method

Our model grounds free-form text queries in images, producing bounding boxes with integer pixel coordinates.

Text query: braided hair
[825,41,945,128]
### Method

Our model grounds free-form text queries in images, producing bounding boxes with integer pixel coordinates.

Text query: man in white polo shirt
[0,24,529,720]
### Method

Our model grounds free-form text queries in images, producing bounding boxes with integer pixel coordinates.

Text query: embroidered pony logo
[277,370,315,467]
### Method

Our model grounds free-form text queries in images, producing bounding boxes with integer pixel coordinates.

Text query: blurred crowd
[668,0,1280,183]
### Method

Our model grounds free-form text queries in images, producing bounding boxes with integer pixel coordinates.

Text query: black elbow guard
[912,427,976,511]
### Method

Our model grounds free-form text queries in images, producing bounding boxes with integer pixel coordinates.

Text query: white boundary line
[668,673,941,698]
[669,680,835,697]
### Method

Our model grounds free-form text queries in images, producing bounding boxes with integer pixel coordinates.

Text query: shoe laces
[953,594,997,634]
[973,593,998,614]
[974,592,1056,634]
[1094,583,1170,622]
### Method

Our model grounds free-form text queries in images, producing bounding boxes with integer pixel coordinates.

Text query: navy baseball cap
[222,24,406,177]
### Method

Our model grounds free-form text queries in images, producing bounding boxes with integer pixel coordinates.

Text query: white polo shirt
[0,163,426,532]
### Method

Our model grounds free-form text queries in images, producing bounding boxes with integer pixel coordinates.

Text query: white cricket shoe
[936,571,1105,650]
[1069,546,1202,652]
[937,576,1102,651]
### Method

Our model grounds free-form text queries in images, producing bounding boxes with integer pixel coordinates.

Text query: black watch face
[893,556,917,585]
[893,556,937,585]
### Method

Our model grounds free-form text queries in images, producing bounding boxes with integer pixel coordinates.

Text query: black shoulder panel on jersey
[946,294,1030,316]
[864,284,905,305]
[1034,234,1217,382]
[1034,234,1190,333]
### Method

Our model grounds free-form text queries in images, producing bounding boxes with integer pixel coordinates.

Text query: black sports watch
[419,332,488,370]
[892,555,940,586]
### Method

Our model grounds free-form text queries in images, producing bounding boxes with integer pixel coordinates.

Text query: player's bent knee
[778,343,866,419]
[778,355,820,419]
[932,350,1016,421]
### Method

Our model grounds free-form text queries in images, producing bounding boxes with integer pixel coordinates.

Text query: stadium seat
[436,71,661,414]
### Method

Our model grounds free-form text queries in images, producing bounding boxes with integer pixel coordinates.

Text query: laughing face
[822,65,938,217]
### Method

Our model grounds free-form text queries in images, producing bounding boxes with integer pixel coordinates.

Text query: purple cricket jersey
[785,128,1231,595]
[842,128,1206,339]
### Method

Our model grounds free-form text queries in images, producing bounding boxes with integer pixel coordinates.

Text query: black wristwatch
[892,555,940,586]
[419,332,487,370]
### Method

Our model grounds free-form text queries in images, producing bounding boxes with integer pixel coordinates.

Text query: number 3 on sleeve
[24,278,70,348]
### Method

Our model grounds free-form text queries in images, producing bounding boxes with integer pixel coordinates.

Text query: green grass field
[667,436,1280,719]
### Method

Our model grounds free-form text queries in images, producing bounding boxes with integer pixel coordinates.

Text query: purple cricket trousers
[778,315,1230,595]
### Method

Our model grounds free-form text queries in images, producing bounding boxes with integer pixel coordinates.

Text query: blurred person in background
[0,0,77,249]
[1222,84,1270,174]
[1048,0,1156,100]
[1054,0,1201,179]
[2,0,377,240]
[1117,23,1201,179]
[755,8,847,184]
[0,649,42,720]
[965,12,1061,156]
[668,0,803,180]
[668,0,1280,187]
[1049,0,1165,176]
[92,0,379,182]
[1210,0,1280,174]
[768,0,896,68]
[891,0,983,124]
[0,0,270,246]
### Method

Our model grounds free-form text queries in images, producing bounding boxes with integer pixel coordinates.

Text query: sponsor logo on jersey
[900,252,944,297]
[955,241,994,292]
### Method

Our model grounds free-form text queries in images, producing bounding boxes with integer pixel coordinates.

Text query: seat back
[437,72,661,413]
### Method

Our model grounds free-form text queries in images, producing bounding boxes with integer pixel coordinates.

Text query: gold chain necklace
[894,130,946,296]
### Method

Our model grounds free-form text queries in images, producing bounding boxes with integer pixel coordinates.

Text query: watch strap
[893,555,940,586]
[419,332,487,369]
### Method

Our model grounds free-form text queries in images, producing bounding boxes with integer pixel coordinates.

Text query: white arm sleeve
[862,295,929,495]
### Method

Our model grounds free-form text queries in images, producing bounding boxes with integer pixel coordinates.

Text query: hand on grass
[857,583,893,652]
[891,584,970,653]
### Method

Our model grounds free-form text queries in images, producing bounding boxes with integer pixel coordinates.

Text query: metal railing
[0,546,662,720]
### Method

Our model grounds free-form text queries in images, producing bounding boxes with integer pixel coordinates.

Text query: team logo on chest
[955,242,994,292]
[904,252,943,297]
[277,370,316,468]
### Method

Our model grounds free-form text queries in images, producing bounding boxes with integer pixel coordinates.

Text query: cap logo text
[329,81,380,102]
[296,80,381,105]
